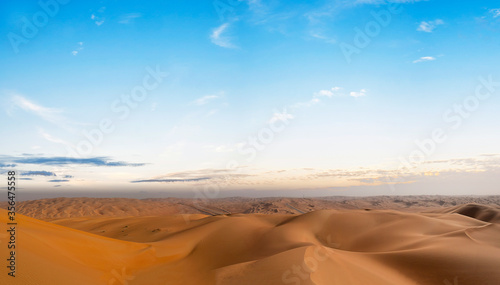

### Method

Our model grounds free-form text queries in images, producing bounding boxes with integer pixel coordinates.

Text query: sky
[1,0,500,199]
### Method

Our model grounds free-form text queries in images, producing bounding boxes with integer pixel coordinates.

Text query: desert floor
[1,196,500,284]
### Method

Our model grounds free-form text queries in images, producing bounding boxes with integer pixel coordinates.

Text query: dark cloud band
[2,155,145,167]
[131,177,210,183]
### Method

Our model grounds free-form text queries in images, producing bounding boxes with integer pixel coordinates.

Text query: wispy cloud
[309,31,337,44]
[350,89,367,98]
[193,95,219,105]
[8,93,86,133]
[425,155,500,169]
[413,56,436,63]
[269,109,294,124]
[305,1,348,24]
[133,168,249,184]
[91,14,105,26]
[210,23,236,48]
[490,9,500,18]
[48,179,69,183]
[71,42,84,56]
[0,163,16,168]
[290,98,320,109]
[118,13,143,24]
[314,87,343,98]
[290,86,365,109]
[91,7,106,26]
[38,129,70,146]
[417,19,444,32]
[243,0,265,13]
[10,95,64,124]
[131,177,210,183]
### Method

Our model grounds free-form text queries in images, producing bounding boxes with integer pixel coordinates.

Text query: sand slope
[1,205,500,284]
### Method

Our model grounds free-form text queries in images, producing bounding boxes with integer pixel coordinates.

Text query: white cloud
[317,90,334,97]
[490,9,500,18]
[269,109,294,124]
[8,94,78,132]
[71,42,84,56]
[244,0,264,12]
[291,86,364,109]
[310,31,336,44]
[38,129,70,146]
[119,13,143,24]
[290,98,320,109]
[193,95,219,106]
[91,8,106,26]
[417,19,444,32]
[413,56,436,63]
[350,89,367,98]
[210,23,236,48]
[314,87,343,98]
[11,95,62,123]
[214,145,233,152]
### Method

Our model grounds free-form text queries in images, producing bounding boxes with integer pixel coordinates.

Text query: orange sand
[1,202,500,284]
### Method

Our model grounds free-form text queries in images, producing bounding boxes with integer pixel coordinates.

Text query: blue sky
[1,0,500,198]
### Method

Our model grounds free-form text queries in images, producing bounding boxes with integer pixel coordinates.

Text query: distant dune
[1,197,500,284]
[1,195,500,219]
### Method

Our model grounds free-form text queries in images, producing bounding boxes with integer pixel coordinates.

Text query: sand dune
[2,202,500,284]
[429,203,500,224]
